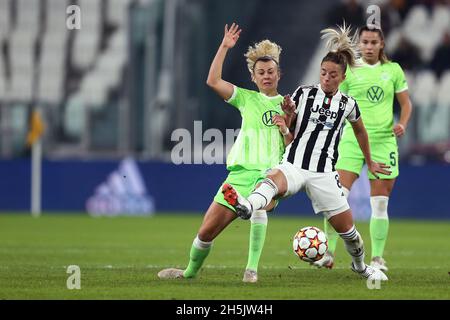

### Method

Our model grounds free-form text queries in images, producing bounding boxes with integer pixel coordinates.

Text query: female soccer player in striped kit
[316,26,413,271]
[158,23,290,282]
[222,25,391,281]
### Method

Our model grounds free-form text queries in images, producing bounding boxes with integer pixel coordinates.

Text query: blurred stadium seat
[37,0,68,104]
[0,42,4,99]
[72,0,102,70]
[0,0,10,41]
[107,0,131,27]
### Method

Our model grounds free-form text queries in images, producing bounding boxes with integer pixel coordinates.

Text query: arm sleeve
[394,63,408,93]
[225,86,248,111]
[346,99,361,123]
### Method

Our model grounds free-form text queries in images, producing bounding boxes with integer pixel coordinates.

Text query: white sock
[194,235,213,249]
[370,196,389,219]
[248,178,278,211]
[339,225,365,271]
[250,210,268,225]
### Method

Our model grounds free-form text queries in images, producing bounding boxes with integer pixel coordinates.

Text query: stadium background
[0,0,449,219]
[0,0,449,301]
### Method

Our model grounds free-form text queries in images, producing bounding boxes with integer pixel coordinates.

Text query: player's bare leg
[327,209,387,281]
[197,202,238,241]
[158,202,236,279]
[222,169,287,219]
[322,170,358,259]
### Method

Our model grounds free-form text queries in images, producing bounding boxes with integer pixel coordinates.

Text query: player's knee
[266,171,286,195]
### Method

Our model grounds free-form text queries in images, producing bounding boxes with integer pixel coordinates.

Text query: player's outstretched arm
[350,118,391,178]
[206,23,242,100]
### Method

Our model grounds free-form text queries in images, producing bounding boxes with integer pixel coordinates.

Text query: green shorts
[335,135,399,180]
[214,167,277,212]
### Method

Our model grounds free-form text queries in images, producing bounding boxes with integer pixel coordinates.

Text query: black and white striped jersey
[283,84,361,172]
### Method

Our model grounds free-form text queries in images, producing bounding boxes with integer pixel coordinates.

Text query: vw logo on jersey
[262,110,280,127]
[367,86,384,103]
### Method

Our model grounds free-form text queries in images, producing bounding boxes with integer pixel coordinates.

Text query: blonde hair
[244,39,282,74]
[320,23,360,70]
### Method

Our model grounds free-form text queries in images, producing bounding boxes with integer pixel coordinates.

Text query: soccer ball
[292,226,328,262]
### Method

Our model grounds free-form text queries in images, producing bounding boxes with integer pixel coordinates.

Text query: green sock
[370,217,389,258]
[324,217,338,255]
[183,243,211,278]
[245,222,267,271]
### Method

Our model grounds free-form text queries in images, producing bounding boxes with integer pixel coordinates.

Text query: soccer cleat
[221,183,253,220]
[242,269,258,283]
[157,268,185,279]
[370,256,388,272]
[351,263,388,281]
[311,251,334,269]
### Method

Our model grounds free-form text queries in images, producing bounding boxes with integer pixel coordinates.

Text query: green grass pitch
[0,213,449,299]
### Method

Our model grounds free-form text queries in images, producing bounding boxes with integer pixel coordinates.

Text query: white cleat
[157,268,185,279]
[242,269,258,283]
[222,183,253,220]
[311,252,334,269]
[370,256,388,272]
[351,263,388,281]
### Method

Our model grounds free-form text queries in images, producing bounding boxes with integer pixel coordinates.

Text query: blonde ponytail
[320,23,360,70]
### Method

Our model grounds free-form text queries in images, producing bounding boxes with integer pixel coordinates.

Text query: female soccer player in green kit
[158,23,290,282]
[315,25,413,271]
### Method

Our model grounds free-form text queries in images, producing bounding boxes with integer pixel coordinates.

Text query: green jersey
[226,86,285,171]
[340,59,408,139]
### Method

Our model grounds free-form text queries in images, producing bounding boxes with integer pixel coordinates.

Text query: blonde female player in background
[158,23,290,282]
[315,25,413,271]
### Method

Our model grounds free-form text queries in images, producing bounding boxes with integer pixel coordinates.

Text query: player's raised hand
[393,123,406,137]
[368,160,391,179]
[222,23,242,49]
[281,94,296,116]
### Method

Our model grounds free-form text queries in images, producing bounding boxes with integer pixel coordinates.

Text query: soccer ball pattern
[292,226,328,262]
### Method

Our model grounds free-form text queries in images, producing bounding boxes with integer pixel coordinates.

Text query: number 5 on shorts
[390,151,396,166]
